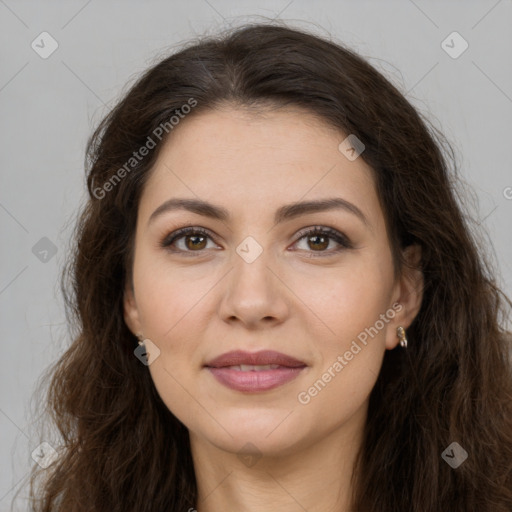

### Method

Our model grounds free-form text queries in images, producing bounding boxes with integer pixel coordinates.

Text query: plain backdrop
[1,0,511,509]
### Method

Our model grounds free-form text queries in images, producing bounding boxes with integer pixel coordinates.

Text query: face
[124,105,422,459]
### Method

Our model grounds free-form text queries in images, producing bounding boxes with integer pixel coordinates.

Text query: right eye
[160,226,220,254]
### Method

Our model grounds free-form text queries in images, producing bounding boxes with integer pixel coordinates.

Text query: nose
[218,247,290,329]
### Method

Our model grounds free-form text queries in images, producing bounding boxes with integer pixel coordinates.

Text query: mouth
[204,350,307,392]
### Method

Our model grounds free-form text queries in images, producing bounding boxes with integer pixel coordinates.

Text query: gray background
[1,0,511,509]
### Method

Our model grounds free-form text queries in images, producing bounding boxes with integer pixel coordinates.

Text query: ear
[385,244,424,350]
[123,281,143,337]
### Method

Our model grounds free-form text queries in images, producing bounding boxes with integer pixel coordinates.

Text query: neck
[190,404,366,512]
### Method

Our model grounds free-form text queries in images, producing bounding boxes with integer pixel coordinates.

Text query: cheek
[133,262,209,424]
[132,253,218,409]
[290,256,394,346]
[132,250,213,341]
[292,267,391,423]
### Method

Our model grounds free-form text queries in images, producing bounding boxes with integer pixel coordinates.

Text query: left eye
[292,226,353,255]
[160,226,352,256]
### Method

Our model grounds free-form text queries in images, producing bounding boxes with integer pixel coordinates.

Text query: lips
[204,350,307,392]
[205,350,306,369]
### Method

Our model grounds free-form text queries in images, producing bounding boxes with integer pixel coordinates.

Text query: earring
[136,333,145,347]
[396,326,408,348]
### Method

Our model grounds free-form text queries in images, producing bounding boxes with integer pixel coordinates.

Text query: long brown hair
[22,22,512,511]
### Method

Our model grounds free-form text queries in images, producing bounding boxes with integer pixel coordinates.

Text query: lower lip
[206,367,305,392]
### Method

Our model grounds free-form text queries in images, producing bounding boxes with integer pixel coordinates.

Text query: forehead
[138,106,382,229]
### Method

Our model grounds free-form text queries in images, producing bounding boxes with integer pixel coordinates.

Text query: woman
[27,23,512,511]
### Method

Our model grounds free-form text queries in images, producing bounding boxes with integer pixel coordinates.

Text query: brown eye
[292,226,353,256]
[307,234,329,251]
[161,225,352,257]
[186,234,208,250]
[161,227,218,253]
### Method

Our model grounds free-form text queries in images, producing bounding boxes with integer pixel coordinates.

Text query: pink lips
[205,350,307,392]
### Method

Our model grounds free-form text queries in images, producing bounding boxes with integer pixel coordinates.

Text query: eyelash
[160,225,353,257]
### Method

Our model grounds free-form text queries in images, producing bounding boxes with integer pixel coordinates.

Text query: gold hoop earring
[397,326,408,348]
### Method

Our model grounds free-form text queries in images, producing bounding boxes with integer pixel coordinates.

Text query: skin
[124,105,423,512]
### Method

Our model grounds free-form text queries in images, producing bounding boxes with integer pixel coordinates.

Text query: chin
[211,430,304,460]
[189,409,309,458]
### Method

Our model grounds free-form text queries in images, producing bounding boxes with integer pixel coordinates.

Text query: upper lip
[205,350,306,368]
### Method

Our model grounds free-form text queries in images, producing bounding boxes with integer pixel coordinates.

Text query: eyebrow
[148,197,370,228]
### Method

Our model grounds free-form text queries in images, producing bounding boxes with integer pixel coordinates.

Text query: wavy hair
[23,23,512,511]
